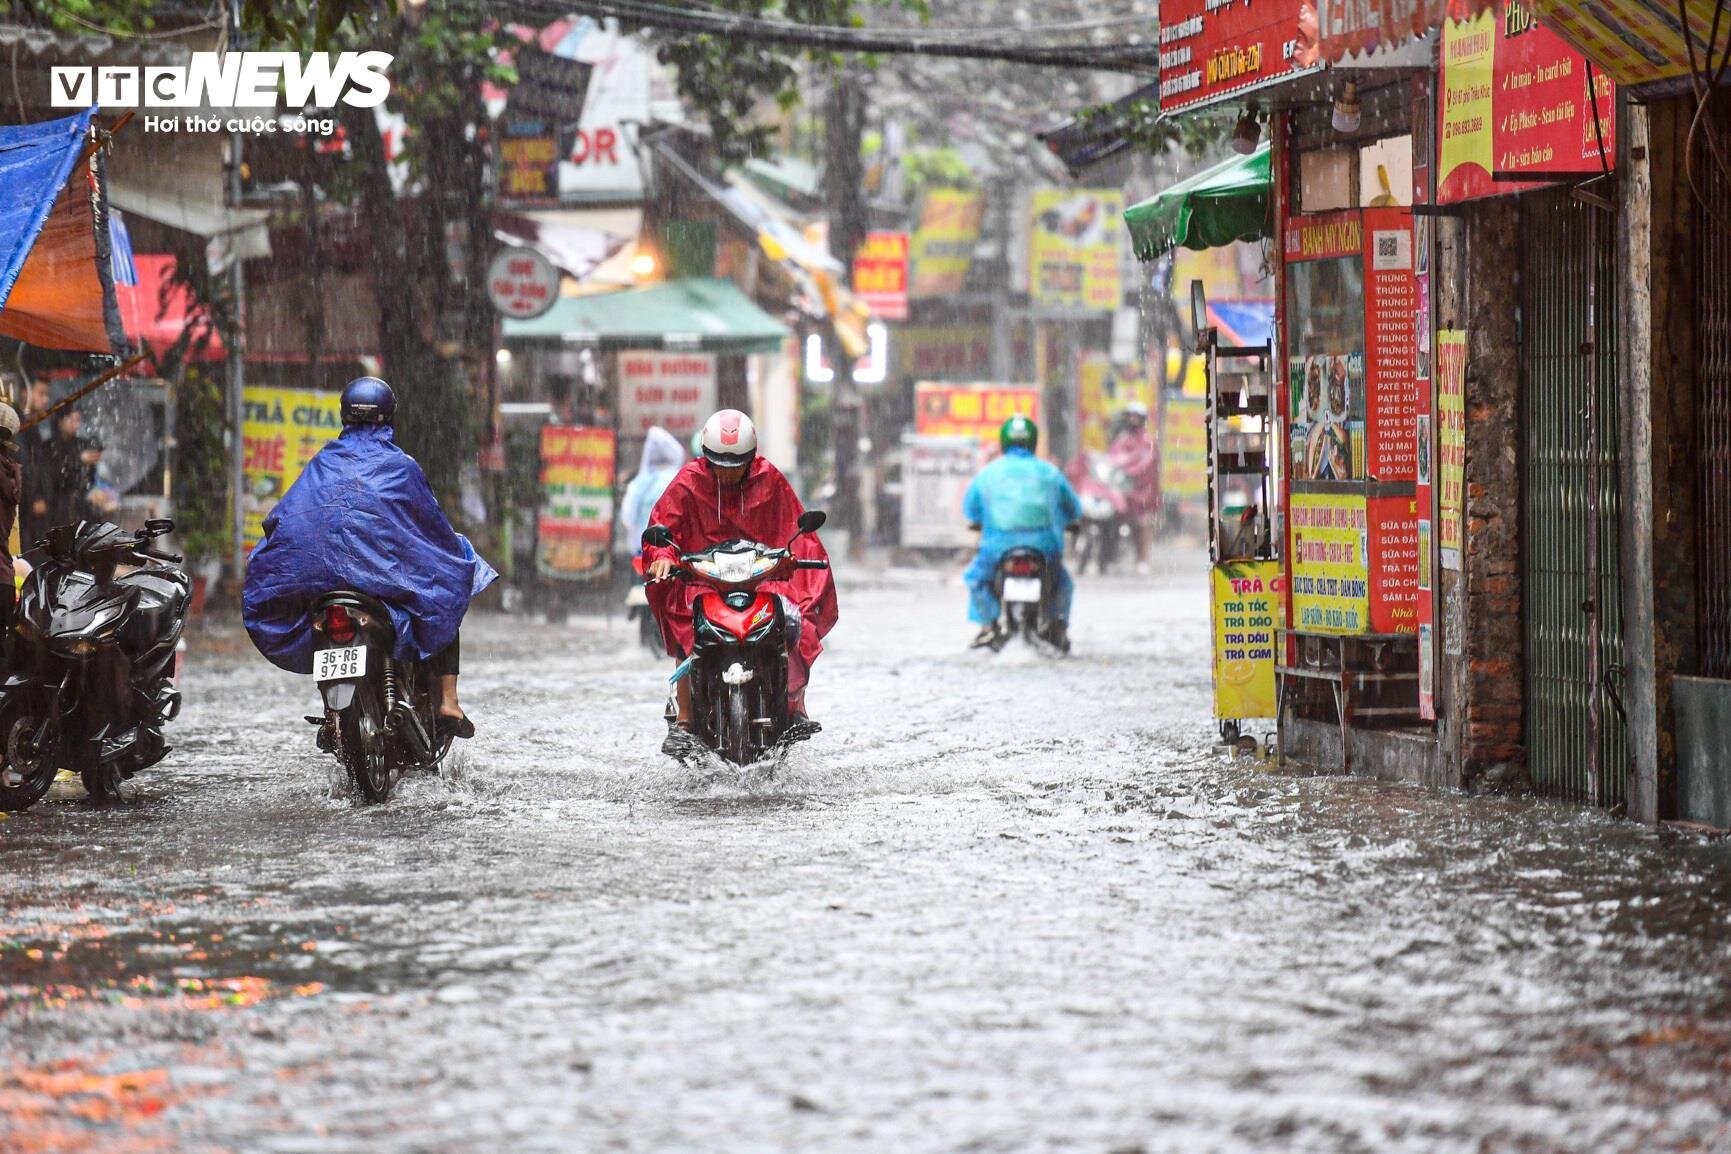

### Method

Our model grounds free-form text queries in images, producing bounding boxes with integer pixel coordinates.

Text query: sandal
[436,714,476,741]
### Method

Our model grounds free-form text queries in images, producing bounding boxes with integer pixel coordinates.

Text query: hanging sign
[1028,189,1124,310]
[1438,4,1617,203]
[537,425,615,581]
[1436,329,1467,569]
[497,118,561,207]
[853,231,910,320]
[1157,0,1319,113]
[487,246,560,319]
[914,382,1040,445]
[909,190,985,298]
[1212,560,1282,720]
[241,387,342,552]
[618,351,716,442]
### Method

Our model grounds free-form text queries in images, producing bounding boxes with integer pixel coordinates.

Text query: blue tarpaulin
[242,425,499,675]
[0,106,96,311]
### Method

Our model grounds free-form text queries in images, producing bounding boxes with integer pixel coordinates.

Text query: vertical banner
[241,387,342,552]
[1028,189,1124,310]
[1290,491,1370,634]
[852,231,910,320]
[909,190,985,298]
[1413,111,1436,718]
[1160,395,1209,505]
[1436,330,1467,570]
[1368,492,1419,635]
[1212,560,1281,720]
[1077,353,1155,454]
[537,425,616,581]
[1363,206,1419,480]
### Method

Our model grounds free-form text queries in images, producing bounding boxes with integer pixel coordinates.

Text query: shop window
[1299,149,1355,213]
[1358,136,1413,207]
[1286,257,1366,482]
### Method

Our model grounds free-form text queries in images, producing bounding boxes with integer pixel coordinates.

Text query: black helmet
[341,376,396,426]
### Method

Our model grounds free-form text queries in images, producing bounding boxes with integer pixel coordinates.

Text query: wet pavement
[3,546,1730,1153]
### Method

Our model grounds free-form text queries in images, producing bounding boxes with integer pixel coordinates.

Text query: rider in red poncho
[643,410,838,741]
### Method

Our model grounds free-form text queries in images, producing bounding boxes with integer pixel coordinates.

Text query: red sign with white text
[1369,492,1419,635]
[1158,0,1317,112]
[853,231,910,320]
[1363,206,1419,480]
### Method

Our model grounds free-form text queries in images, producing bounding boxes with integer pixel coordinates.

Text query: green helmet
[1000,414,1038,453]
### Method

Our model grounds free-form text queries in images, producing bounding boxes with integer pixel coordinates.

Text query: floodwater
[2,547,1729,1153]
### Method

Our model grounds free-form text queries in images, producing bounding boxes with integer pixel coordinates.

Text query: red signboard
[1284,210,1363,263]
[1438,2,1617,203]
[853,231,910,321]
[1368,492,1420,634]
[1158,0,1317,112]
[1363,206,1419,481]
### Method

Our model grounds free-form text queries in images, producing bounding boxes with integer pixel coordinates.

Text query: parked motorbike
[626,555,663,654]
[982,546,1070,655]
[0,518,188,810]
[644,511,829,766]
[1072,453,1132,575]
[307,590,450,802]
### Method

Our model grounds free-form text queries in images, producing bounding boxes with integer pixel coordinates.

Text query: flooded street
[3,547,1730,1153]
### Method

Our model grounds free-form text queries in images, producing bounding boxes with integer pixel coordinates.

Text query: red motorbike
[643,511,829,765]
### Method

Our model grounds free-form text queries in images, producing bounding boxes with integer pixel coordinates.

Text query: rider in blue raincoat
[243,377,497,738]
[618,425,686,553]
[962,415,1082,650]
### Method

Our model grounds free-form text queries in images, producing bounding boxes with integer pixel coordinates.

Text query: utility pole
[824,65,868,557]
[226,0,247,588]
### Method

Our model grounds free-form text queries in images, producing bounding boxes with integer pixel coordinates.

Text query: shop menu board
[1290,491,1370,635]
[1158,0,1316,112]
[1436,330,1468,569]
[1364,206,1420,479]
[1438,3,1617,203]
[1028,189,1124,311]
[241,387,342,551]
[537,426,615,581]
[1212,560,1281,720]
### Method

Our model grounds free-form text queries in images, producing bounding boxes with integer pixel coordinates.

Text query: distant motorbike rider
[619,426,686,555]
[964,415,1082,650]
[643,410,837,752]
[242,377,497,741]
[1108,402,1161,572]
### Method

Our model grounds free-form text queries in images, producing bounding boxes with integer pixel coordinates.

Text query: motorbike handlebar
[796,558,830,570]
[136,547,183,564]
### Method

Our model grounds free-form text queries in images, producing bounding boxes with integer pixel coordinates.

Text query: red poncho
[642,457,838,691]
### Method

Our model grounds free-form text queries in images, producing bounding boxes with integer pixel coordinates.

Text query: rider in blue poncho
[962,415,1082,650]
[242,377,497,739]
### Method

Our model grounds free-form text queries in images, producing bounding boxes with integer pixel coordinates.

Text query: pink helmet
[699,409,758,467]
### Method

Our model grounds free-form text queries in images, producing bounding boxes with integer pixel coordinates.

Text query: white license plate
[1003,576,1043,603]
[626,585,649,607]
[314,645,367,681]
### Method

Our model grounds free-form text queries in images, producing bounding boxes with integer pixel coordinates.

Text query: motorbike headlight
[89,604,125,639]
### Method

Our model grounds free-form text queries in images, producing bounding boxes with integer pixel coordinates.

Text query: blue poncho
[242,424,497,674]
[962,446,1083,558]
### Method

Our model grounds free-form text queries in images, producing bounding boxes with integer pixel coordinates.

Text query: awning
[0,105,124,353]
[1124,144,1272,261]
[493,207,640,280]
[1529,0,1726,92]
[116,254,225,361]
[502,276,789,353]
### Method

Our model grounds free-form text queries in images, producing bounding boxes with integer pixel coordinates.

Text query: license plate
[1003,576,1043,603]
[626,585,649,607]
[314,645,367,681]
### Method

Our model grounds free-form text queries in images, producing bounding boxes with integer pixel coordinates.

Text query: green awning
[1124,143,1272,261]
[502,277,789,354]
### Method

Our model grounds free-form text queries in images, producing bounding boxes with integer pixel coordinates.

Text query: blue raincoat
[962,446,1082,626]
[619,425,685,552]
[243,424,498,674]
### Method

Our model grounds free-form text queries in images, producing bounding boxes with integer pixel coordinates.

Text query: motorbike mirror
[144,517,174,535]
[643,524,673,548]
[795,510,827,535]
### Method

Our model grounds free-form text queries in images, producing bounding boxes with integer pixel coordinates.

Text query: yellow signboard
[909,190,985,299]
[1028,189,1124,311]
[1160,396,1208,503]
[1077,354,1155,454]
[1212,560,1280,720]
[1290,491,1370,634]
[241,387,342,551]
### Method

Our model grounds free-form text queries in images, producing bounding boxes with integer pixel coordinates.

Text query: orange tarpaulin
[0,170,121,353]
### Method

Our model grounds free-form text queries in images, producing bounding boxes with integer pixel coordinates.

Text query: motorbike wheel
[1076,528,1097,575]
[638,609,662,653]
[340,681,395,802]
[717,685,753,766]
[0,707,56,813]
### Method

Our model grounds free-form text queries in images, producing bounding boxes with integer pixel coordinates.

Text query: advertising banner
[617,351,717,442]
[853,230,910,320]
[497,118,560,207]
[1438,5,1617,204]
[1028,189,1124,310]
[1212,560,1282,720]
[1290,491,1370,635]
[1289,352,1364,481]
[1414,181,1436,719]
[1160,395,1210,503]
[909,190,985,298]
[1436,329,1467,569]
[1157,0,1319,113]
[241,387,342,551]
[1363,205,1420,480]
[1368,492,1420,635]
[900,434,982,549]
[1077,353,1156,454]
[537,425,615,581]
[895,325,992,381]
[914,382,1039,444]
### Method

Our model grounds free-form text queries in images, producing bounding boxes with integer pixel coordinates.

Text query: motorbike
[644,511,829,766]
[1071,452,1132,575]
[983,546,1070,655]
[307,590,451,802]
[626,554,664,653]
[0,518,188,810]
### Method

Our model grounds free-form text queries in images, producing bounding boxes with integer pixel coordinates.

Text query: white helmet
[699,409,758,467]
[0,403,18,442]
